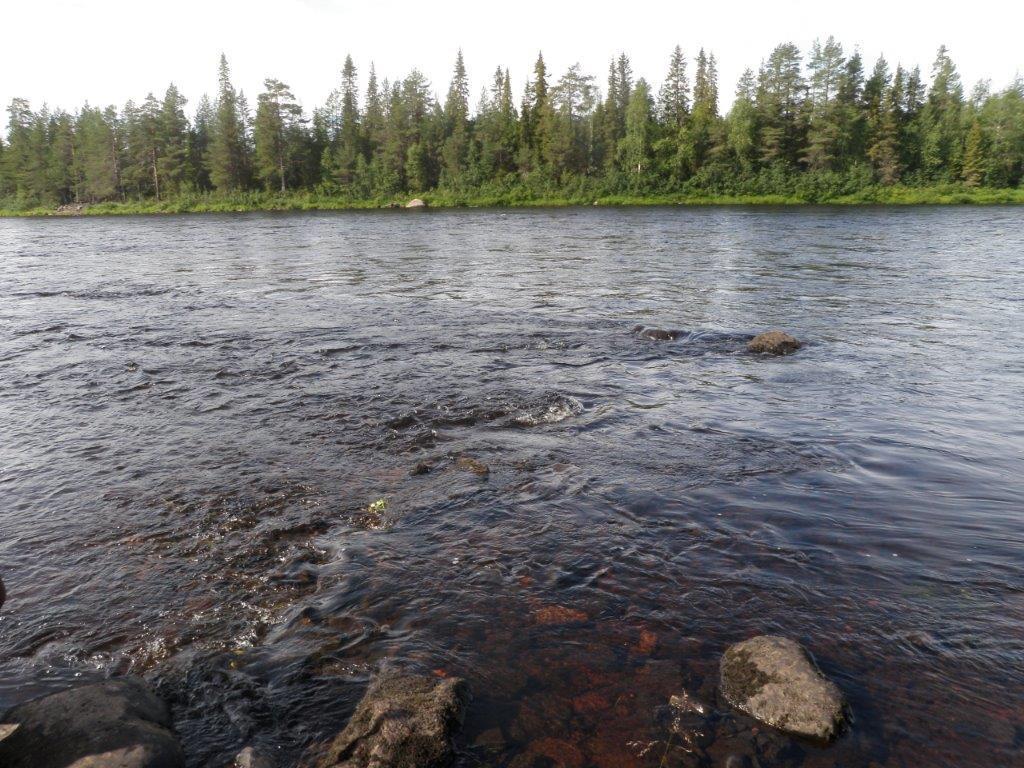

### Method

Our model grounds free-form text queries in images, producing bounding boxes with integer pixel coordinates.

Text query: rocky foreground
[0,634,848,768]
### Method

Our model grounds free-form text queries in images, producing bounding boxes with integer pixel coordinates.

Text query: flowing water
[0,207,1022,767]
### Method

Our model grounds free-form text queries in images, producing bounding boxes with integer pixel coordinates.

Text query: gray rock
[720,635,846,742]
[405,198,427,209]
[0,677,185,768]
[234,745,275,768]
[747,331,802,355]
[632,325,679,342]
[313,672,469,768]
[0,575,5,608]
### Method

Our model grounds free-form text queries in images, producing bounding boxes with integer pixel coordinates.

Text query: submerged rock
[406,198,427,209]
[0,677,185,768]
[632,325,679,341]
[720,635,846,742]
[0,575,5,608]
[312,672,469,768]
[747,330,802,355]
[455,456,490,477]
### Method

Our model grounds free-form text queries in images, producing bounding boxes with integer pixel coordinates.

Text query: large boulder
[405,199,427,209]
[313,672,469,768]
[720,636,847,742]
[0,677,185,768]
[747,331,801,355]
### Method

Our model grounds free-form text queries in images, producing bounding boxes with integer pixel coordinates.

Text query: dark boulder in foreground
[747,330,802,355]
[312,672,469,768]
[720,635,847,742]
[0,677,185,768]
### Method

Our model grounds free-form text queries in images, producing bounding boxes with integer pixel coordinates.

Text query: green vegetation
[1,41,1022,215]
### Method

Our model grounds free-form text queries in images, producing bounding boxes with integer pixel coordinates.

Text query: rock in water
[313,672,469,768]
[405,198,427,208]
[0,677,185,768]
[720,636,847,742]
[234,746,275,768]
[0,575,5,609]
[747,330,802,355]
[631,325,678,341]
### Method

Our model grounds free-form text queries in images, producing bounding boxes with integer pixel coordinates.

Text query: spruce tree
[658,46,690,130]
[207,54,250,191]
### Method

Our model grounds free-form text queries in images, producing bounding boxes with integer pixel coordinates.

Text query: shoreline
[3,186,1024,217]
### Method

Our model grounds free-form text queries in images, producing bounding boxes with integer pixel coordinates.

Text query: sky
[2,0,1022,128]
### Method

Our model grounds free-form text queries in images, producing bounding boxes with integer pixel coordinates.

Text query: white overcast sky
[2,0,1022,128]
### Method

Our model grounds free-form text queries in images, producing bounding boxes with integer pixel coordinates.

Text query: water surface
[1,207,1022,767]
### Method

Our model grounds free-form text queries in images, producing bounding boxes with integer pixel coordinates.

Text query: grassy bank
[2,185,1023,217]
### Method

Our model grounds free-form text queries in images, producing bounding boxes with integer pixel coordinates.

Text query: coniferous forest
[2,40,1024,212]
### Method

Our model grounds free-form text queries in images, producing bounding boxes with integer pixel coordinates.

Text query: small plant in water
[367,498,388,515]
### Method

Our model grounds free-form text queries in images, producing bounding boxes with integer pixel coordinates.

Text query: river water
[0,207,1022,767]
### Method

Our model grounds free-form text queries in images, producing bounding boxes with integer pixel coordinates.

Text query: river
[1,206,1022,767]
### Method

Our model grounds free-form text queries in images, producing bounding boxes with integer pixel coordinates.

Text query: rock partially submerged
[720,635,847,742]
[234,745,275,768]
[405,198,427,209]
[747,330,802,355]
[631,325,679,341]
[312,672,469,768]
[0,677,185,768]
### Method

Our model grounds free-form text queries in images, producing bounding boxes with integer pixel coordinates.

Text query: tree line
[2,40,1023,208]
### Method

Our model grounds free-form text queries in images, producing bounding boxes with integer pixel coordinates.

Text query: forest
[2,39,1023,212]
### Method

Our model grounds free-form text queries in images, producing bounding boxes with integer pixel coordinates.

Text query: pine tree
[757,43,806,167]
[803,37,845,170]
[253,79,304,192]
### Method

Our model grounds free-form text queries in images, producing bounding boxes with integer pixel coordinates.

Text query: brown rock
[747,331,802,356]
[313,671,469,768]
[532,605,588,625]
[523,737,585,768]
[454,457,490,477]
[572,690,611,714]
[633,629,658,655]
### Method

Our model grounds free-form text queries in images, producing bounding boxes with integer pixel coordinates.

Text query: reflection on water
[0,207,1022,767]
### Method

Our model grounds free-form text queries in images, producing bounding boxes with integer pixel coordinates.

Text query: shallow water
[0,207,1022,767]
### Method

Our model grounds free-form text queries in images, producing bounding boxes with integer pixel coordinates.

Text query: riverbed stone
[234,745,275,768]
[313,672,469,768]
[632,325,678,341]
[747,330,802,355]
[720,635,846,742]
[0,677,185,768]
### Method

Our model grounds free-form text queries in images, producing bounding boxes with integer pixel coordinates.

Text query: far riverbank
[2,184,1023,217]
